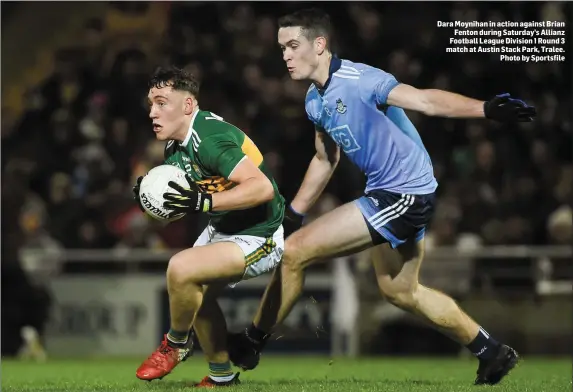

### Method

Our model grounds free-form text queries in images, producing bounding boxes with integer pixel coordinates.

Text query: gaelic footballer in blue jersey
[228,8,535,385]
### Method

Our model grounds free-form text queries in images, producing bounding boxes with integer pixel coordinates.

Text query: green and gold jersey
[164,110,285,237]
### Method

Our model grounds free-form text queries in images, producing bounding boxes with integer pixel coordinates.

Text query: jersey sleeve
[358,68,400,106]
[196,135,246,179]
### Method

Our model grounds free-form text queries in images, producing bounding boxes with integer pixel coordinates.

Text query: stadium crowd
[2,2,571,259]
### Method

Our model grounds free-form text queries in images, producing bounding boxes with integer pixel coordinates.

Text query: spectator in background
[547,205,573,245]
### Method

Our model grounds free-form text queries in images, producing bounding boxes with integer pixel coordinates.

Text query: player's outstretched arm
[386,84,536,122]
[289,129,340,215]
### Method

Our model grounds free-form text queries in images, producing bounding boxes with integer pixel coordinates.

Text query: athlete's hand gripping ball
[484,93,536,122]
[133,176,145,212]
[163,174,213,217]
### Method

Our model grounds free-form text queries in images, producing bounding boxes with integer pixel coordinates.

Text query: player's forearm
[290,154,338,214]
[211,177,275,211]
[422,89,485,118]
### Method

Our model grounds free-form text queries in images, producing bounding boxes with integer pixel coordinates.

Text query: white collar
[180,109,200,147]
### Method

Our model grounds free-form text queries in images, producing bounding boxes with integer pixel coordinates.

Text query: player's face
[148,86,192,141]
[278,26,319,80]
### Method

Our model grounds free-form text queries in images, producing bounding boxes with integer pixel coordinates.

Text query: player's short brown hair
[149,66,200,98]
[278,8,333,50]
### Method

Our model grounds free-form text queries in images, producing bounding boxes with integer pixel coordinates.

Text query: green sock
[166,329,188,347]
[208,361,234,382]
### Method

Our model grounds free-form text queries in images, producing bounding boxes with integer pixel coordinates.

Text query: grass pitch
[2,356,571,392]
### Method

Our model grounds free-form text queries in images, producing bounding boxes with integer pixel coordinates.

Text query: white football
[139,164,188,222]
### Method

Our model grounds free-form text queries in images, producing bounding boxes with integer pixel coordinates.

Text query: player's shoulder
[332,59,393,93]
[189,110,247,154]
[193,110,242,138]
[338,59,365,75]
[339,58,391,78]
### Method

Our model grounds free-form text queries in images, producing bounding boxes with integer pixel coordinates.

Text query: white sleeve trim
[227,155,248,179]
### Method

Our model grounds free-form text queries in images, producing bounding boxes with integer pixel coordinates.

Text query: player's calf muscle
[195,292,229,362]
[372,243,479,345]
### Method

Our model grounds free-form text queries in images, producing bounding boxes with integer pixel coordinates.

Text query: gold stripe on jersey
[241,135,263,167]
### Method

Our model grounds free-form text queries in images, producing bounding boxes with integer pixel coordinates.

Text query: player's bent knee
[284,229,303,252]
[281,250,305,273]
[283,226,323,269]
[166,254,191,285]
[282,233,307,270]
[385,290,416,309]
[379,281,419,310]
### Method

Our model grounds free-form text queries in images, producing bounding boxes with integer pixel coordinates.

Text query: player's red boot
[195,373,241,388]
[136,334,192,381]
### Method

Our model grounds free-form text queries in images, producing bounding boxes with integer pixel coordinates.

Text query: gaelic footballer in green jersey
[134,66,285,387]
[163,110,284,238]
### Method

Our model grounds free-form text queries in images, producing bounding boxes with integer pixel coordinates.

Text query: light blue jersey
[305,57,438,195]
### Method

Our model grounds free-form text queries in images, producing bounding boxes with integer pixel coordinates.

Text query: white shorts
[193,224,284,284]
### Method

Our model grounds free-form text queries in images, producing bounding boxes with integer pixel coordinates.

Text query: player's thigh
[168,242,246,285]
[371,238,425,295]
[285,201,374,268]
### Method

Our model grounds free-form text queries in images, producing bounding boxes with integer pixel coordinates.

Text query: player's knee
[380,281,419,310]
[283,232,309,272]
[166,255,189,286]
[281,251,304,273]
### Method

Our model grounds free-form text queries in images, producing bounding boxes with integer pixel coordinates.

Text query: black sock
[246,323,269,344]
[466,327,500,360]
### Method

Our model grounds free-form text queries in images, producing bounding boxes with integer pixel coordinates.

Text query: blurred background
[1,1,571,361]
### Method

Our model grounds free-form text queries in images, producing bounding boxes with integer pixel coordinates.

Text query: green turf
[1,356,571,392]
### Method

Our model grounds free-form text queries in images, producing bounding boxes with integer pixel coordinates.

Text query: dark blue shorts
[355,190,436,248]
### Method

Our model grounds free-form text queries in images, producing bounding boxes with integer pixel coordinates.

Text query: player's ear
[315,36,326,55]
[184,96,195,115]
